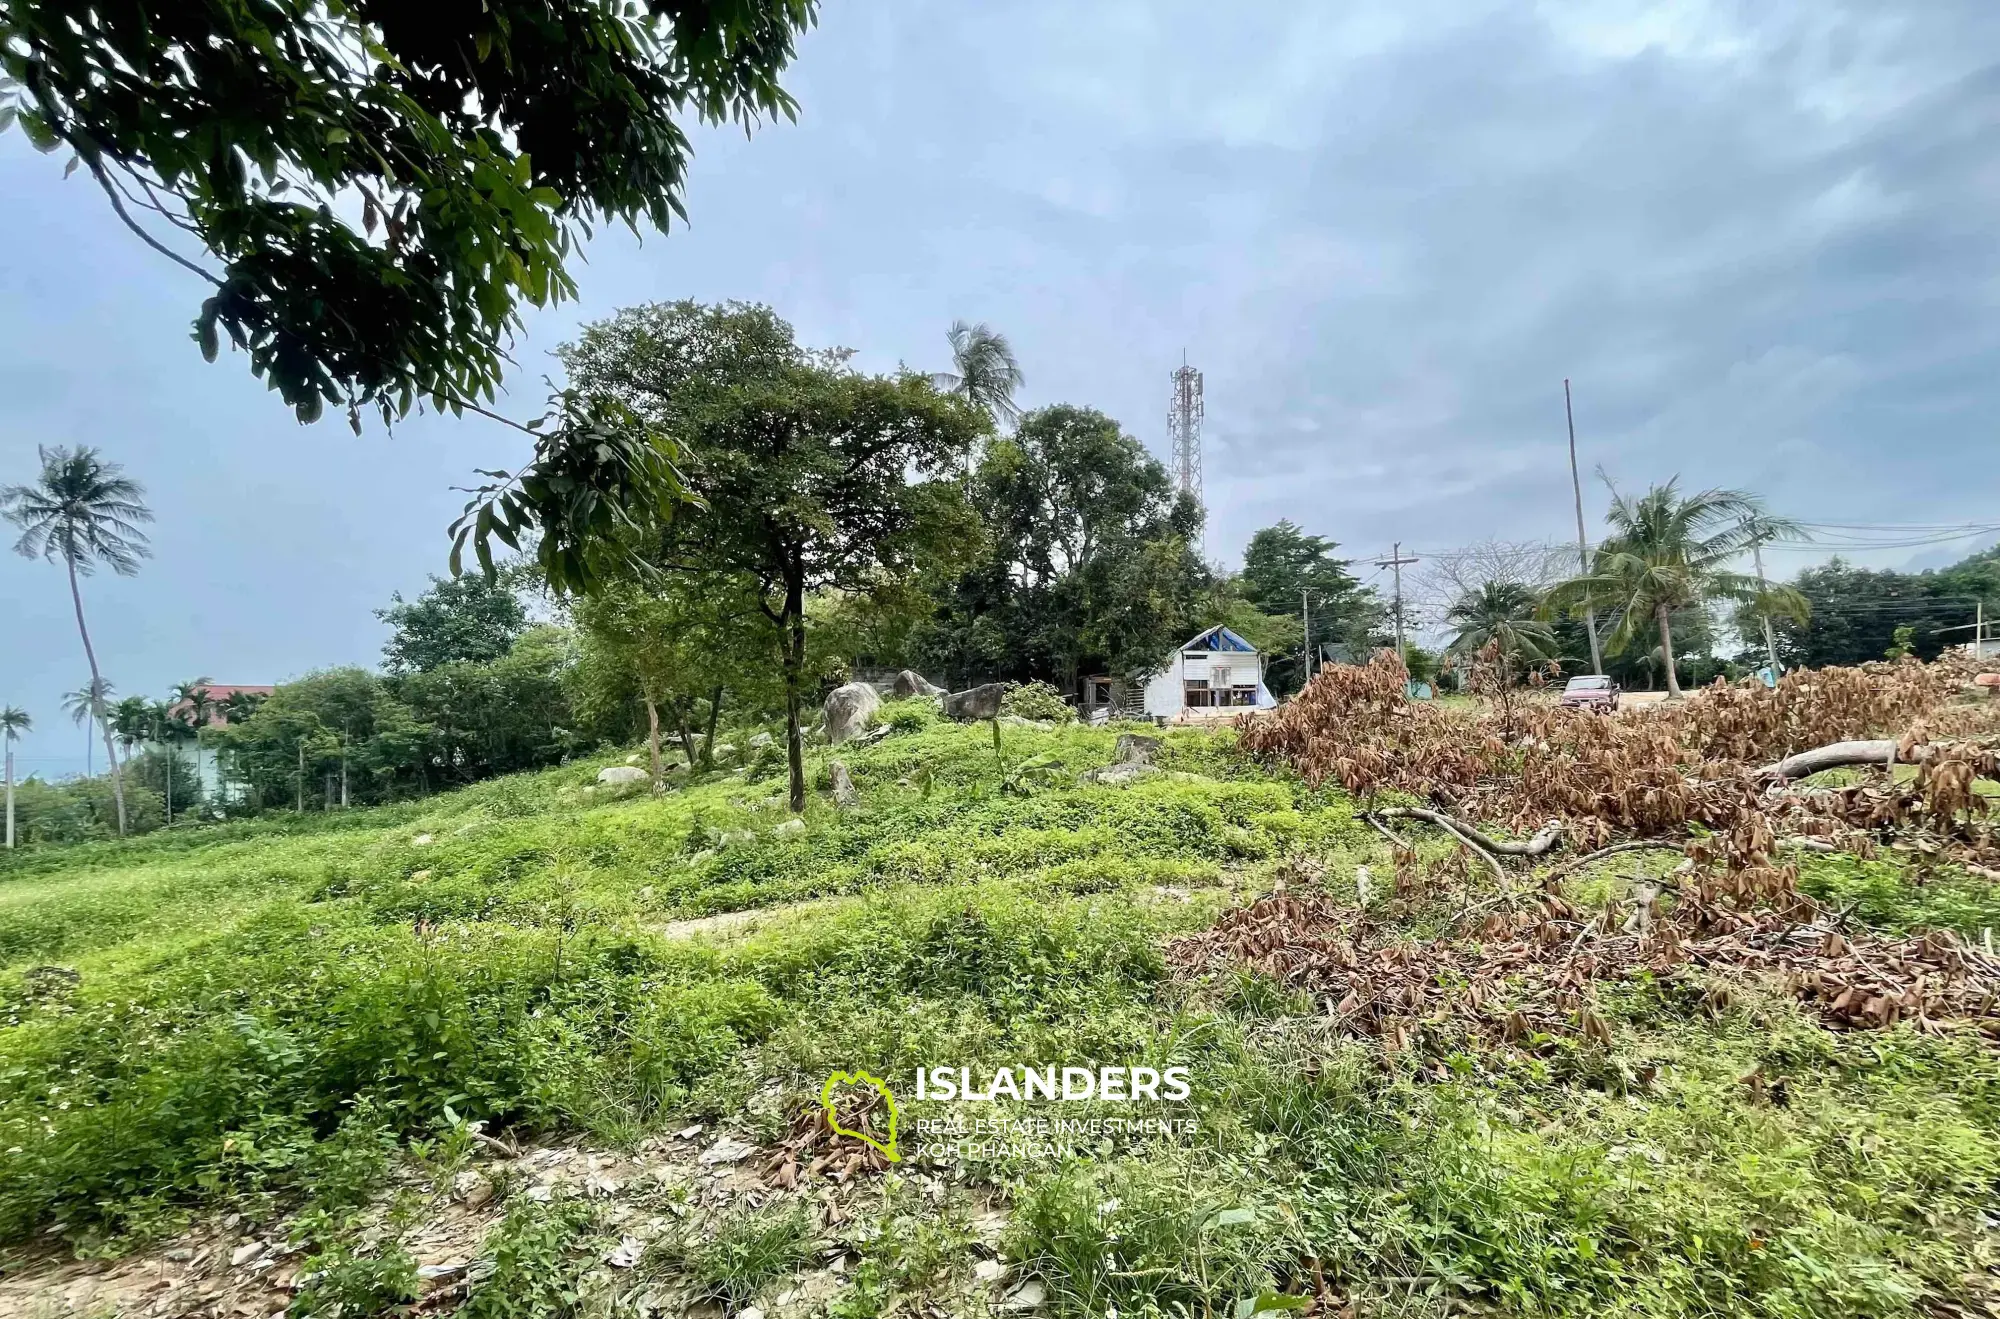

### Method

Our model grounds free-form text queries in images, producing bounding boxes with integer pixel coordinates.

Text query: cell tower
[1168,355,1204,539]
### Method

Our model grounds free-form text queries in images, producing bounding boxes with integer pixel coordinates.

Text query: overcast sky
[5,0,1999,774]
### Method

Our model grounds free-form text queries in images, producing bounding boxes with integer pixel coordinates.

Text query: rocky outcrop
[943,682,1007,722]
[892,669,946,699]
[824,682,882,744]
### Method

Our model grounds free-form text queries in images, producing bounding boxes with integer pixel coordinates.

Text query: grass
[2,709,1998,1317]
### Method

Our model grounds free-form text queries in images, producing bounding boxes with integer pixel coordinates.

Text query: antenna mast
[1168,354,1205,549]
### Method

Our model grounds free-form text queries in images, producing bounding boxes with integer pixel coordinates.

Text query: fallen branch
[1376,807,1563,856]
[1543,839,1686,881]
[1361,812,1413,853]
[1755,734,2000,781]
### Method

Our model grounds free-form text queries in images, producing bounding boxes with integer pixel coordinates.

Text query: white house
[1137,625,1278,719]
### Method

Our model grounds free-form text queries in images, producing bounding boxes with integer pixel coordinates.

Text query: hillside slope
[3,704,1998,1317]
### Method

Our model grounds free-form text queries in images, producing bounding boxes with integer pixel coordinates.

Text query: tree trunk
[783,561,807,814]
[1657,604,1682,698]
[5,743,14,849]
[701,685,724,771]
[164,745,173,825]
[644,695,666,795]
[668,698,697,766]
[66,555,126,835]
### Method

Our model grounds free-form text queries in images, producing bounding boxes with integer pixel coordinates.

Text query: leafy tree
[1731,557,1981,670]
[0,1,817,428]
[1545,480,1806,698]
[570,576,771,786]
[394,629,575,789]
[918,405,1209,692]
[2,705,27,849]
[561,301,982,811]
[3,445,151,833]
[378,574,529,674]
[1444,581,1556,686]
[172,677,216,787]
[108,694,151,768]
[931,320,1024,429]
[1239,520,1384,688]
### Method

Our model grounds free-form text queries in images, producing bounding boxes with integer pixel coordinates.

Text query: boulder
[1080,734,1162,786]
[597,765,650,786]
[748,731,774,750]
[824,682,881,744]
[944,682,1008,722]
[892,669,946,699]
[829,759,861,809]
[774,817,807,837]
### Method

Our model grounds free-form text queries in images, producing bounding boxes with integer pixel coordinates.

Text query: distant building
[1082,626,1278,723]
[164,684,274,801]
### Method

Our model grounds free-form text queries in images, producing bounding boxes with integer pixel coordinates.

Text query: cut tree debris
[1213,648,2000,1044]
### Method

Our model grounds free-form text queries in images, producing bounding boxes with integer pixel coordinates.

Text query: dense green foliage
[1738,550,2000,670]
[1239,520,1384,691]
[377,573,530,675]
[0,0,817,428]
[1,717,1997,1316]
[913,404,1214,688]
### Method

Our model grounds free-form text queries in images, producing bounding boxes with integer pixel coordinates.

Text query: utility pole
[1751,534,1781,676]
[1301,588,1314,681]
[1565,380,1605,675]
[1375,543,1421,665]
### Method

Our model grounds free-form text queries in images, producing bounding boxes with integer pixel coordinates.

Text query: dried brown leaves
[1170,886,2000,1046]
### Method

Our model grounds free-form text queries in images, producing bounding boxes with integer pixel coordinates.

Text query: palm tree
[173,678,216,790]
[61,677,115,776]
[1544,479,1807,698]
[3,446,152,835]
[2,706,29,849]
[931,320,1024,430]
[1445,580,1557,685]
[109,695,151,768]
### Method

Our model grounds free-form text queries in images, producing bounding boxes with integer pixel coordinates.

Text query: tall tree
[60,676,113,776]
[1,705,27,849]
[1443,581,1556,686]
[919,405,1209,690]
[4,446,151,834]
[1545,480,1806,698]
[378,574,529,674]
[1239,519,1384,686]
[931,320,1025,429]
[562,301,982,811]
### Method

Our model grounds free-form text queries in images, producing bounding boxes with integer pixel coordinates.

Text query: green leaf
[1234,1295,1311,1318]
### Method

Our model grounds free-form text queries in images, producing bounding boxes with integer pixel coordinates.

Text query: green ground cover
[2,706,1997,1316]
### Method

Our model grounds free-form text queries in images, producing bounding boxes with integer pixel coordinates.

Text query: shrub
[1003,681,1074,723]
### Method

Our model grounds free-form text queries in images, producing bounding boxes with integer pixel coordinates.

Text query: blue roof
[1181,625,1256,654]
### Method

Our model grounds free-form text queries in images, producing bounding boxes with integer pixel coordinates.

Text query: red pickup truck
[1558,674,1620,712]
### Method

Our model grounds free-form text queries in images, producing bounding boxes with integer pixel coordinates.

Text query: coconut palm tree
[1444,580,1558,685]
[3,446,152,835]
[1544,479,1807,698]
[61,677,114,776]
[2,706,29,849]
[931,320,1024,429]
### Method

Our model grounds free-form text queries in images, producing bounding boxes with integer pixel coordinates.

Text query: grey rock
[597,765,650,786]
[824,682,882,744]
[891,669,945,698]
[829,759,861,809]
[698,1135,759,1165]
[944,682,1007,722]
[1080,734,1163,786]
[774,817,807,837]
[748,732,773,750]
[1000,1278,1048,1312]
